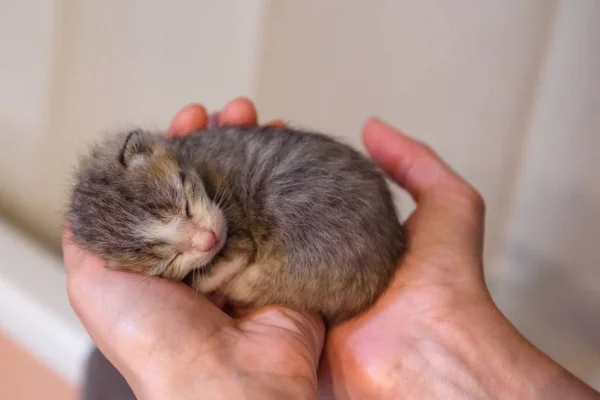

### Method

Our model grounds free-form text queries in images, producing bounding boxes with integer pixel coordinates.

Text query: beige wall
[1,0,599,387]
[0,0,555,261]
[0,0,62,245]
[493,0,600,382]
[0,0,267,248]
[254,0,556,270]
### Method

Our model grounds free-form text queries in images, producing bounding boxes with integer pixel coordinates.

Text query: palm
[224,308,324,392]
[320,248,482,393]
[319,162,489,399]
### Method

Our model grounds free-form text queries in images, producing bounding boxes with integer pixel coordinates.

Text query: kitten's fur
[69,125,405,323]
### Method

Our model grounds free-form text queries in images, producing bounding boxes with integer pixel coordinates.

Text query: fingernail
[368,116,385,125]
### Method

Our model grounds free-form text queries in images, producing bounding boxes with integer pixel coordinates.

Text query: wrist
[432,300,598,399]
[138,355,317,400]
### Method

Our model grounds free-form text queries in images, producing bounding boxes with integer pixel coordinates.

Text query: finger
[240,307,325,370]
[62,229,231,378]
[62,227,104,275]
[267,119,286,127]
[167,103,209,136]
[362,118,485,254]
[219,97,258,126]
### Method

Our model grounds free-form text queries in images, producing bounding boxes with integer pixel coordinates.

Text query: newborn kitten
[68,125,405,324]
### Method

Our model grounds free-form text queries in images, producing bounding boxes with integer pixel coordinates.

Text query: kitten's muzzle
[187,228,218,252]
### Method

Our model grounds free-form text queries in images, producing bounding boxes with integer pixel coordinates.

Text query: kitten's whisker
[215,184,229,208]
[213,178,232,209]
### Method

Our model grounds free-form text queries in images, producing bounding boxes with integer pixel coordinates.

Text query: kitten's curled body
[69,125,405,324]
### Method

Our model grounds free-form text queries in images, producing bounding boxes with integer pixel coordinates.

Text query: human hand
[317,118,600,399]
[63,98,323,400]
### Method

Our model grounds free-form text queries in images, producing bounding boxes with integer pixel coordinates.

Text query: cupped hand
[318,116,598,399]
[63,98,323,400]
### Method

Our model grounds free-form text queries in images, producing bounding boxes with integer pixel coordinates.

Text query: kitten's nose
[190,229,218,252]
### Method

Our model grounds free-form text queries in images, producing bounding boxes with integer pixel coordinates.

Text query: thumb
[362,117,486,257]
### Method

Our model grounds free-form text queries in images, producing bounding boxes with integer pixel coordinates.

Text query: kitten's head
[68,130,227,280]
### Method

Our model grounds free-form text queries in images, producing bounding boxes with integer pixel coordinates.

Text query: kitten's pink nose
[190,229,218,252]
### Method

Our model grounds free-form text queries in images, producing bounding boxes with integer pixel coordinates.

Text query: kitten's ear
[119,130,155,167]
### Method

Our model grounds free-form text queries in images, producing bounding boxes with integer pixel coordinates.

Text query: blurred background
[0,0,599,398]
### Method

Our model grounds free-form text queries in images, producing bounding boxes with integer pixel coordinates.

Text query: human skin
[63,98,600,399]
